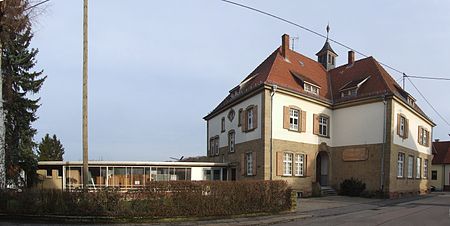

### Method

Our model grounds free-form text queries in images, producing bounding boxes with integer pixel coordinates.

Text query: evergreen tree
[1,0,46,187]
[38,134,64,161]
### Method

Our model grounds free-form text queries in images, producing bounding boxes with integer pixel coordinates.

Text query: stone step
[320,186,337,196]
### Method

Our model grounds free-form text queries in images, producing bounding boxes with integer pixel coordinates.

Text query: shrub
[0,180,293,218]
[339,178,366,197]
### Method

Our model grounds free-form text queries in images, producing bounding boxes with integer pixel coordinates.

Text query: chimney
[281,34,290,59]
[348,50,355,64]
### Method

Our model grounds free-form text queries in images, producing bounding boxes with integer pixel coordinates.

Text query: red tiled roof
[204,38,434,123]
[432,141,450,164]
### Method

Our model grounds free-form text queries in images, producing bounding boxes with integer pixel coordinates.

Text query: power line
[220,0,405,75]
[406,76,450,127]
[406,75,450,81]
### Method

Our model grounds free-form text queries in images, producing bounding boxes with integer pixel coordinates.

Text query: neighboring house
[204,33,435,197]
[430,141,450,191]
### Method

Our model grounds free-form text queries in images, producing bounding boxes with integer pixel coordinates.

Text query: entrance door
[316,151,329,186]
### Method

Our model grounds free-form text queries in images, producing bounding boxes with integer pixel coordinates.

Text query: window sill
[245,128,256,132]
[397,176,404,179]
[318,134,330,138]
[288,128,301,133]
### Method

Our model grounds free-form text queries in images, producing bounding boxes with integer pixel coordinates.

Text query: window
[341,89,357,98]
[228,131,235,153]
[418,127,430,146]
[397,153,404,178]
[319,116,329,136]
[304,83,319,95]
[407,155,414,178]
[246,152,253,176]
[221,117,225,133]
[416,157,421,179]
[295,154,305,176]
[242,106,258,132]
[423,159,428,179]
[289,109,299,130]
[283,153,293,176]
[431,170,437,180]
[46,168,52,178]
[209,136,219,156]
[397,114,408,139]
[399,116,405,137]
[247,108,254,130]
[209,138,215,156]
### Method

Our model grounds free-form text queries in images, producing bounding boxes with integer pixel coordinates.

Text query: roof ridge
[264,47,283,84]
[369,57,393,95]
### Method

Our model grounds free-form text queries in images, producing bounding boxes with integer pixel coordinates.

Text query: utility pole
[0,0,6,190]
[82,0,89,188]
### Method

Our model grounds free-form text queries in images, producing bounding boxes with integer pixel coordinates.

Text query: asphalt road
[278,193,450,226]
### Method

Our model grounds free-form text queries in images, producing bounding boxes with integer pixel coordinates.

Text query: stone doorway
[316,151,330,186]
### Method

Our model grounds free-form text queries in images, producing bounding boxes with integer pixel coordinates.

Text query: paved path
[278,193,450,226]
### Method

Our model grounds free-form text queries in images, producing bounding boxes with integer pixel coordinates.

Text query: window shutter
[240,153,246,176]
[417,126,423,144]
[238,108,243,127]
[242,109,247,132]
[427,130,431,147]
[253,106,258,129]
[252,151,257,176]
[283,106,290,129]
[313,114,319,135]
[397,114,401,136]
[404,118,409,139]
[301,110,307,132]
[276,152,283,176]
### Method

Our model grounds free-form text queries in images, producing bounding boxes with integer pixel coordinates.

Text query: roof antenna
[326,23,330,41]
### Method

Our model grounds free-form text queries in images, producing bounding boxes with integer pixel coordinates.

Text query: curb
[0,212,313,225]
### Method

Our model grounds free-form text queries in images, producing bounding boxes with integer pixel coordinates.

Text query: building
[204,33,435,197]
[430,141,450,191]
[36,161,228,190]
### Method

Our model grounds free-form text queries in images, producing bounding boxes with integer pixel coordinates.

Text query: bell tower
[316,24,338,71]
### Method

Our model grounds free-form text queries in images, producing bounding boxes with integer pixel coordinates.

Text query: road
[278,193,450,226]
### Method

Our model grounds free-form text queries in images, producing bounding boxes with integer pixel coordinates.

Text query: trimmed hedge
[0,180,293,218]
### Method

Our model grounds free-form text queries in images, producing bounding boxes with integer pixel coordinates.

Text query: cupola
[316,24,338,71]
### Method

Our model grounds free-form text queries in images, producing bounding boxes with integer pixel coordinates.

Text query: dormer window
[341,88,357,97]
[339,76,370,99]
[407,96,415,107]
[304,82,319,95]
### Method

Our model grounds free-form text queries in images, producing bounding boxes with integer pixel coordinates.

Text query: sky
[30,0,450,161]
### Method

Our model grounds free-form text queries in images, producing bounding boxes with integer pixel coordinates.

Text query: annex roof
[432,141,450,164]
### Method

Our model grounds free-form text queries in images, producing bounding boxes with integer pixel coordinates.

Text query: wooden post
[82,0,89,188]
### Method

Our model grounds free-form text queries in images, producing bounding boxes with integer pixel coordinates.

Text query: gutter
[380,95,387,191]
[270,85,278,180]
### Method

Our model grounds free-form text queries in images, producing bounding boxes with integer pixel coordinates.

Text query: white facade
[207,93,262,149]
[333,102,385,147]
[272,92,332,145]
[392,100,433,155]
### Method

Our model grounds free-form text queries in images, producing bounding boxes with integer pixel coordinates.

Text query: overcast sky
[30,0,450,161]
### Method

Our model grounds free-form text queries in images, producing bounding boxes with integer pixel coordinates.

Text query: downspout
[380,95,387,191]
[270,85,278,180]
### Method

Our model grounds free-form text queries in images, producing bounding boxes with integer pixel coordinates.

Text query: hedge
[0,180,293,218]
